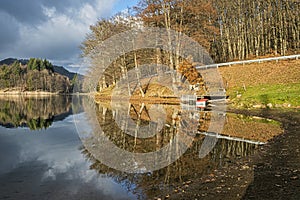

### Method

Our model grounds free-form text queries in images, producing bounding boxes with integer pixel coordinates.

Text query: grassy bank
[228,83,300,109]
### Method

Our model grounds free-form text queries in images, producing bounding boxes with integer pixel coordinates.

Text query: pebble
[267,103,273,108]
[290,176,298,180]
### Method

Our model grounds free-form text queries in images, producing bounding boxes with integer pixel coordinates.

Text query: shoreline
[95,95,180,105]
[0,90,89,96]
[165,108,300,200]
[0,91,60,96]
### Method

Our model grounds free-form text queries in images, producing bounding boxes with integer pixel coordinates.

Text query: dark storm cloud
[0,0,47,25]
[0,0,92,25]
[0,11,20,49]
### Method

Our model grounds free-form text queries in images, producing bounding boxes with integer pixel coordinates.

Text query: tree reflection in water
[0,95,73,130]
[79,101,282,199]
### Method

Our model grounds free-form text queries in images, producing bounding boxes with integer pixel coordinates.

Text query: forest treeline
[81,0,299,91]
[0,58,72,93]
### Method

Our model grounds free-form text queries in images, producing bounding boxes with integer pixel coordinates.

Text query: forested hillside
[0,58,72,93]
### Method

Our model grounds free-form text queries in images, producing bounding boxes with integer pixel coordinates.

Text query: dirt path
[165,109,300,200]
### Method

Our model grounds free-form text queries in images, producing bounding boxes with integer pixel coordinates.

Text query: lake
[0,95,283,199]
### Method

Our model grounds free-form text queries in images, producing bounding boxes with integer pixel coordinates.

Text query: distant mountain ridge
[0,58,80,80]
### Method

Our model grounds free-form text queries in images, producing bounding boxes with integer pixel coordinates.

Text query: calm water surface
[0,96,282,200]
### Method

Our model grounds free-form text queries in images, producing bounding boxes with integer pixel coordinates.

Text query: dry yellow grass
[219,59,300,89]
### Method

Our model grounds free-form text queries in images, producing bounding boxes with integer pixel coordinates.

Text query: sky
[0,0,139,72]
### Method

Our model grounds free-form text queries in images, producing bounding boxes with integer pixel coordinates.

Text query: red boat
[196,99,208,108]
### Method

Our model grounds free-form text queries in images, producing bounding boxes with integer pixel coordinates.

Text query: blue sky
[0,0,139,72]
[113,0,139,14]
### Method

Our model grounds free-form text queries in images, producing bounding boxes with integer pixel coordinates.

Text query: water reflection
[0,95,73,130]
[0,114,136,200]
[77,99,282,199]
[0,96,283,199]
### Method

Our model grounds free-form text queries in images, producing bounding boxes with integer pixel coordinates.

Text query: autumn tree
[81,0,299,92]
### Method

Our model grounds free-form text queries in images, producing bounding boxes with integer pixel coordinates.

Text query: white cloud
[80,3,98,24]
[42,6,56,18]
